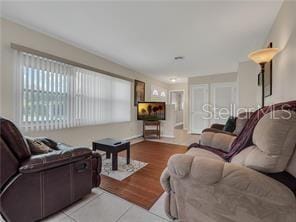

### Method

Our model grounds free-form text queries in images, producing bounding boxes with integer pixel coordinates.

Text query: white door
[190,84,209,134]
[211,82,237,124]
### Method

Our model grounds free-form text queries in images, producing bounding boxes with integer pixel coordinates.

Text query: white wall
[0,18,169,147]
[160,104,175,138]
[261,0,296,104]
[188,72,237,85]
[231,1,296,109]
[151,84,168,103]
[188,72,237,132]
[237,61,260,109]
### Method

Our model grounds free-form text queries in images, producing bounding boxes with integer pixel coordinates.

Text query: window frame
[15,50,132,130]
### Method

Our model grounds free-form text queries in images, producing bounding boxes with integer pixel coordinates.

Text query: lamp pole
[260,62,265,107]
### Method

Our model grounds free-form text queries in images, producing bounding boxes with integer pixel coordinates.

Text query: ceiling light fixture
[170,78,177,83]
[174,56,184,60]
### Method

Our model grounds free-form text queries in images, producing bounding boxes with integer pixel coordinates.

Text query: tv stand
[143,120,160,139]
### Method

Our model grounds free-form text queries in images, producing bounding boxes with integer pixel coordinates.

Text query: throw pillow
[36,137,59,150]
[223,116,236,132]
[26,137,53,154]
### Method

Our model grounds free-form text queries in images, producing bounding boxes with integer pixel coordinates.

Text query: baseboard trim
[124,134,142,141]
[124,133,175,140]
[175,122,183,127]
[161,134,175,138]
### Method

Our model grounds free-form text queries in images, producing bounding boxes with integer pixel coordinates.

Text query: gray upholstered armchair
[161,110,296,222]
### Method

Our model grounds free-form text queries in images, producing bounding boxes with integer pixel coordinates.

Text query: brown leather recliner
[0,117,102,222]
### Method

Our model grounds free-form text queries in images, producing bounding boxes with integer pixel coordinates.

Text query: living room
[1,1,295,222]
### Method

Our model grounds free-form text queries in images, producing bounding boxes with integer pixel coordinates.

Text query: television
[137,102,166,121]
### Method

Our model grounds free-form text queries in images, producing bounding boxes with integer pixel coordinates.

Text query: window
[14,51,131,131]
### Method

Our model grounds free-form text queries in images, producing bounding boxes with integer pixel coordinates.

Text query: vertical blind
[13,50,131,131]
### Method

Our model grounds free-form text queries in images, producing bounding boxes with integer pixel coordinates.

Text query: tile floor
[55,128,194,222]
[0,188,170,222]
[0,130,195,222]
[40,188,171,222]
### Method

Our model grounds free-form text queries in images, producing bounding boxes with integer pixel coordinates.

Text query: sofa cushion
[200,131,236,152]
[232,110,296,173]
[36,137,59,150]
[186,148,224,161]
[233,112,252,135]
[231,145,254,165]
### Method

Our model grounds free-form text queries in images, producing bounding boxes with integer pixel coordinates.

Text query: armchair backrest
[233,112,253,135]
[231,110,296,173]
[287,146,296,177]
[0,138,19,189]
[0,118,31,161]
[0,117,31,189]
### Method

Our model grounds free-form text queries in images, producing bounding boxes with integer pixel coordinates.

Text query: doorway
[190,84,209,134]
[169,90,184,129]
[190,82,237,134]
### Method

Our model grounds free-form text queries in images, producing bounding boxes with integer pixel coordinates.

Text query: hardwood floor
[100,141,187,209]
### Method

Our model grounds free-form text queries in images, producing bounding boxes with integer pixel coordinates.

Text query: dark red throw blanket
[189,100,296,161]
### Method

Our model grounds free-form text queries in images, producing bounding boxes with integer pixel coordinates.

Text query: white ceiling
[1,1,282,83]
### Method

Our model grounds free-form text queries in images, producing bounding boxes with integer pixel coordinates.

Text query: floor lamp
[248,48,279,107]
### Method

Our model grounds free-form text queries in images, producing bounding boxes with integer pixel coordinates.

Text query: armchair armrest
[20,147,92,173]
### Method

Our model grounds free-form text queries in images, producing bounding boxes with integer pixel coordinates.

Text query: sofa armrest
[200,131,236,152]
[167,154,224,185]
[160,167,171,192]
[210,123,225,130]
[165,154,295,204]
[20,147,92,173]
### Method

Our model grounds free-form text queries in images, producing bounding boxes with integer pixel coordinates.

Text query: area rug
[100,141,187,209]
[101,155,148,181]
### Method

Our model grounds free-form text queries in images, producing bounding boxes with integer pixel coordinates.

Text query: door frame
[168,89,185,109]
[169,89,185,127]
[190,84,209,134]
[210,82,238,124]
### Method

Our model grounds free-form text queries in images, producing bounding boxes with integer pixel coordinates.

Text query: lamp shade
[248,48,279,64]
[152,89,159,96]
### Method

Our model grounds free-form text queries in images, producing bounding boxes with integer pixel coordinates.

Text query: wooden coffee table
[92,138,130,171]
